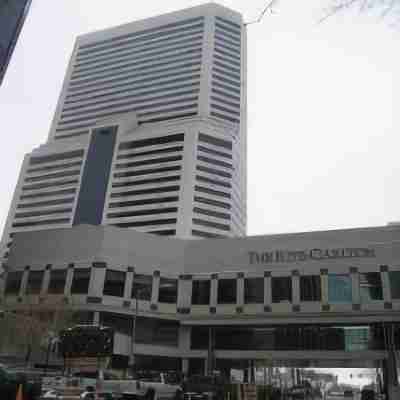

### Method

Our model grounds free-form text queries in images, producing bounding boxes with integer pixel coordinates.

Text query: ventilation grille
[210,16,241,125]
[193,132,232,238]
[11,150,85,230]
[53,17,205,140]
[104,133,184,235]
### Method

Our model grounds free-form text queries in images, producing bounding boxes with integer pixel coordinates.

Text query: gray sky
[0,0,399,237]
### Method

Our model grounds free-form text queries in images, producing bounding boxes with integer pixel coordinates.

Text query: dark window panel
[132,274,152,301]
[26,270,44,295]
[192,280,210,305]
[300,275,321,302]
[158,278,178,304]
[217,278,236,304]
[48,269,67,294]
[360,272,383,302]
[103,270,126,297]
[272,277,292,303]
[70,268,91,294]
[389,271,400,299]
[5,271,23,295]
[244,277,264,304]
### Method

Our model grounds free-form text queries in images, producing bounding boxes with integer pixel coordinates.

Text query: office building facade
[0,3,247,263]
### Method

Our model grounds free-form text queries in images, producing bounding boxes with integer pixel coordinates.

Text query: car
[361,388,375,400]
[344,390,354,398]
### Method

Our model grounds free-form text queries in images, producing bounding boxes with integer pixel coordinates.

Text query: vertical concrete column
[124,267,134,300]
[179,325,191,355]
[64,264,75,296]
[320,269,329,306]
[381,266,392,305]
[264,272,272,311]
[0,272,5,298]
[93,311,100,325]
[89,262,106,298]
[151,271,160,305]
[237,272,244,307]
[350,267,360,306]
[177,275,192,311]
[19,266,29,297]
[41,264,52,296]
[292,270,300,305]
[210,274,218,309]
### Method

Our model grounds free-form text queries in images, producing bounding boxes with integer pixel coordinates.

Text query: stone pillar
[89,262,106,298]
[19,266,29,297]
[264,272,272,311]
[124,267,134,300]
[41,265,52,296]
[210,274,218,309]
[151,271,160,305]
[292,270,300,305]
[64,264,74,296]
[182,358,189,375]
[237,272,244,307]
[350,267,360,306]
[321,269,329,306]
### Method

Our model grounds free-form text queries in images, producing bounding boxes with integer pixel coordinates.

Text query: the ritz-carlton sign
[248,247,376,264]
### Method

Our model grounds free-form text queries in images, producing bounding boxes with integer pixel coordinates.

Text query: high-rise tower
[1,3,247,262]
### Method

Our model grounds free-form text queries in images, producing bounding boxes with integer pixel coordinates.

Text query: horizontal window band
[67,60,202,93]
[212,73,241,89]
[110,185,180,199]
[193,206,230,220]
[197,155,233,169]
[196,165,231,179]
[117,145,183,160]
[214,34,241,51]
[71,48,203,85]
[56,123,92,132]
[12,218,70,228]
[109,196,179,207]
[215,22,241,38]
[15,208,73,219]
[111,218,177,228]
[61,90,199,119]
[29,150,84,166]
[191,229,225,238]
[54,131,90,140]
[198,132,232,149]
[192,217,230,231]
[210,111,240,124]
[196,174,231,188]
[212,80,241,95]
[211,103,241,116]
[73,40,203,77]
[24,170,81,183]
[63,80,199,108]
[119,133,184,150]
[116,155,182,170]
[17,197,75,209]
[214,47,240,64]
[213,53,240,68]
[75,30,204,68]
[195,185,231,199]
[78,19,204,53]
[214,28,241,45]
[197,145,232,160]
[138,111,197,125]
[19,188,77,200]
[214,40,241,56]
[22,179,79,191]
[114,165,181,178]
[148,229,176,236]
[27,161,83,174]
[107,207,178,219]
[213,59,240,75]
[210,95,240,110]
[215,16,242,30]
[112,176,180,189]
[194,195,231,210]
[137,103,197,118]
[212,66,240,82]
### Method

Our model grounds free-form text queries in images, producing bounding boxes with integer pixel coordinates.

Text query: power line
[245,0,278,26]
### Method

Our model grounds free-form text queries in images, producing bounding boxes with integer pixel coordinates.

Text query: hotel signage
[248,247,376,264]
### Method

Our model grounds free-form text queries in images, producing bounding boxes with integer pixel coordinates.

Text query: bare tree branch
[245,0,278,26]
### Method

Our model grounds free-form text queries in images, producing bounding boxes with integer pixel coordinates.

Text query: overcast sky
[0,0,399,237]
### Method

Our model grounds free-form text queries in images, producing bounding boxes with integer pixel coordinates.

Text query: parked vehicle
[361,388,376,400]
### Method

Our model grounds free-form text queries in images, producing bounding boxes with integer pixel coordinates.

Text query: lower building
[1,224,400,390]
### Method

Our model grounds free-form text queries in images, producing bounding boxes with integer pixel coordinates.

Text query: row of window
[4,269,398,305]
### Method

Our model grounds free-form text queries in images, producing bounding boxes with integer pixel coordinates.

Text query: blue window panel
[73,126,117,226]
[328,274,352,303]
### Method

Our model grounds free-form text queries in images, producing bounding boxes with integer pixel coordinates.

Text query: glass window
[328,274,352,303]
[300,275,321,302]
[272,277,292,303]
[344,327,370,351]
[135,317,179,347]
[26,270,44,294]
[103,270,126,297]
[389,271,400,299]
[70,268,91,294]
[244,277,264,304]
[5,271,23,295]
[100,312,132,335]
[360,272,383,302]
[217,278,237,304]
[190,326,210,349]
[158,278,178,304]
[48,269,67,294]
[192,280,210,305]
[132,274,152,301]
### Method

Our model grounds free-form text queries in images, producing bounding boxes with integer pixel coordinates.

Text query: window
[359,272,383,302]
[5,271,23,295]
[132,274,152,301]
[217,278,236,304]
[103,270,126,297]
[192,280,210,305]
[26,271,44,295]
[70,268,91,294]
[135,317,179,347]
[300,276,321,302]
[48,269,67,294]
[328,274,352,303]
[158,278,178,304]
[389,271,400,299]
[100,312,132,335]
[191,326,209,349]
[272,277,292,303]
[244,278,264,304]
